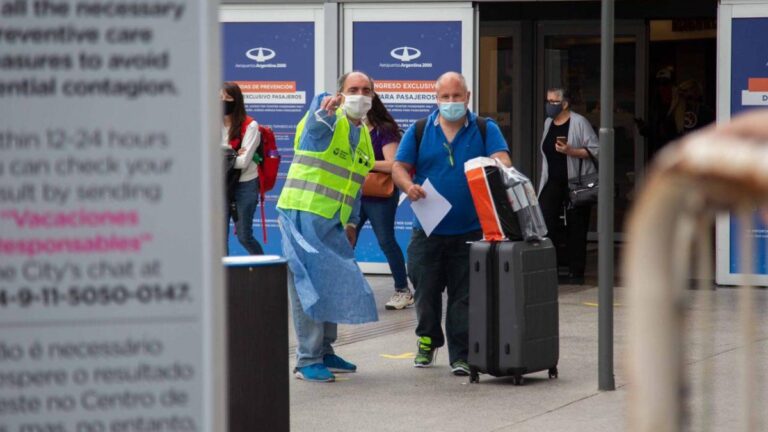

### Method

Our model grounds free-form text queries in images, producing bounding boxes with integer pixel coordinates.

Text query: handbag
[362,172,394,198]
[568,149,599,208]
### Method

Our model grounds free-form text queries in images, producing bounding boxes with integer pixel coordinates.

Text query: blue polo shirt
[396,110,510,235]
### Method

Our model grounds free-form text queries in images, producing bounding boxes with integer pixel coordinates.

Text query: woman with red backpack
[221,81,264,255]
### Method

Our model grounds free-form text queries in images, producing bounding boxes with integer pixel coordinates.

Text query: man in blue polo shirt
[392,71,511,376]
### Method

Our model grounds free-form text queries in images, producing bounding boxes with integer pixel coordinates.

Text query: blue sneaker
[294,363,335,382]
[323,354,357,373]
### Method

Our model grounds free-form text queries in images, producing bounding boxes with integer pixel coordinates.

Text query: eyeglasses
[443,142,454,167]
[546,100,563,105]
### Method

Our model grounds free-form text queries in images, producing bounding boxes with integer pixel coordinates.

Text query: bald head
[435,72,468,93]
[435,71,470,110]
[338,71,373,95]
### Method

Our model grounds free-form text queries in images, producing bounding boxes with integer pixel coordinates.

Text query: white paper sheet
[398,192,408,206]
[410,179,452,236]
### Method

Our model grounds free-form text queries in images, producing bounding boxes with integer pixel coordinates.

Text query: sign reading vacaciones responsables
[0,1,224,431]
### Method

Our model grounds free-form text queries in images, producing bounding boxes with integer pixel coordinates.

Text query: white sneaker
[385,291,414,310]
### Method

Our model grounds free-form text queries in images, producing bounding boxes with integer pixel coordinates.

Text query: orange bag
[362,172,394,198]
[465,158,521,241]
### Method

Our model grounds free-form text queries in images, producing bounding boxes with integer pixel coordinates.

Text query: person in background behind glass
[665,79,715,140]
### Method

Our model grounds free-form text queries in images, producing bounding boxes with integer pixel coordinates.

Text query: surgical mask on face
[223,100,236,116]
[439,102,467,121]
[343,95,372,119]
[545,103,563,118]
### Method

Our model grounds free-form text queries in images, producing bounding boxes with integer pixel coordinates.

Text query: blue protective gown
[277,94,379,324]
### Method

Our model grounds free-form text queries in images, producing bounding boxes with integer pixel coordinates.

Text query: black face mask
[223,100,236,115]
[545,103,563,119]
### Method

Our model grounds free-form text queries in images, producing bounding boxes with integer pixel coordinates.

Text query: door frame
[535,20,647,239]
[478,22,532,177]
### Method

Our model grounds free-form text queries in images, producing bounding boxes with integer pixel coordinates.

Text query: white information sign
[0,1,225,431]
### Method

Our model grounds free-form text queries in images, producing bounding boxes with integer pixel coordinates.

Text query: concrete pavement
[287,276,768,431]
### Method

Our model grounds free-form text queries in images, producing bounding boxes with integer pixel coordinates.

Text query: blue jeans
[226,178,264,255]
[407,228,482,364]
[288,270,337,368]
[356,193,409,291]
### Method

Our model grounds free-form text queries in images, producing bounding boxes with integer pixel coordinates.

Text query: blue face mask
[439,102,467,121]
[545,103,563,118]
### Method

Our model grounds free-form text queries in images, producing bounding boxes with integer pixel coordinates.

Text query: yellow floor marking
[334,376,351,381]
[582,302,622,307]
[380,352,416,359]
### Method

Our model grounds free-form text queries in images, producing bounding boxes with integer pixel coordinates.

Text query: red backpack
[255,125,280,194]
[254,125,280,243]
[231,118,281,243]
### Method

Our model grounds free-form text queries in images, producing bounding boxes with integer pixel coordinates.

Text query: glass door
[478,22,530,176]
[536,21,647,237]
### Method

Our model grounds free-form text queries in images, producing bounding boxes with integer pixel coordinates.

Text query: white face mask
[343,95,372,119]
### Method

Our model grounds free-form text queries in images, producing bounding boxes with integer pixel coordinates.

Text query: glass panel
[647,26,716,161]
[543,35,637,232]
[479,36,514,148]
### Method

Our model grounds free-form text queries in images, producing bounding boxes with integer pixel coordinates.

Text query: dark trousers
[225,178,264,255]
[539,177,590,276]
[406,228,482,364]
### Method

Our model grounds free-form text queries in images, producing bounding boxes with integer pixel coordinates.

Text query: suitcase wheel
[469,368,480,384]
[548,367,559,379]
[512,374,524,386]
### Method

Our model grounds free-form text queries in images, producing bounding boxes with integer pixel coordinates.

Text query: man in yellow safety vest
[277,71,378,383]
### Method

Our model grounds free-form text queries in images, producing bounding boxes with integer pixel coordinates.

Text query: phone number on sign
[0,283,191,308]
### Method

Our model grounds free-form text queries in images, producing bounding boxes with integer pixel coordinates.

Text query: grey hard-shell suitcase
[468,239,559,384]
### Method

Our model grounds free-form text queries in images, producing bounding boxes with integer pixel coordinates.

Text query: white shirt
[221,120,261,182]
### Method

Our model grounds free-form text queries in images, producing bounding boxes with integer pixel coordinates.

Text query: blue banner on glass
[221,22,314,255]
[352,21,462,266]
[729,18,768,275]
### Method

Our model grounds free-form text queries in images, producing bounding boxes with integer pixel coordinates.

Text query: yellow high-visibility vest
[277,109,374,225]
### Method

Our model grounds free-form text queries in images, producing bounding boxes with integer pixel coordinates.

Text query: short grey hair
[337,71,373,92]
[547,87,571,104]
[435,71,468,92]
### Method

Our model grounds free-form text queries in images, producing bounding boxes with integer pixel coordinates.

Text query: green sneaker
[450,360,470,376]
[414,336,438,368]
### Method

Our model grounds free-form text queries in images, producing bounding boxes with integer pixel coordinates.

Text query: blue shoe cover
[323,354,357,373]
[294,363,335,382]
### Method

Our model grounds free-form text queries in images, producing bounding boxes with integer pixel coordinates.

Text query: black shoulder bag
[567,149,599,208]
